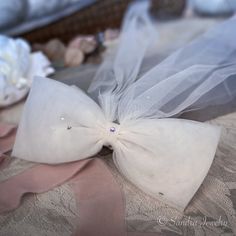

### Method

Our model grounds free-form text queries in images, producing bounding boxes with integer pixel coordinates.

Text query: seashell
[64,48,84,67]
[68,36,97,54]
[34,39,66,62]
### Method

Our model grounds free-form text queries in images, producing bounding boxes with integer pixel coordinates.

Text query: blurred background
[1,0,236,43]
[0,0,236,123]
[1,0,236,68]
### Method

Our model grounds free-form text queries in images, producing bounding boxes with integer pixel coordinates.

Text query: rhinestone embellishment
[109,127,116,133]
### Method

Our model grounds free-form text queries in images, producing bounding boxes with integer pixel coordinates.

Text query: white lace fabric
[0,112,236,236]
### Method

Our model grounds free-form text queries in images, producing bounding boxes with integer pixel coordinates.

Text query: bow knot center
[102,122,120,147]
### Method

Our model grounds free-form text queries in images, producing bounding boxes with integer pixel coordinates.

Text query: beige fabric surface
[0,111,236,236]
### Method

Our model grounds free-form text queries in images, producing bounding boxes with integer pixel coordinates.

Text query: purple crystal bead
[109,127,116,132]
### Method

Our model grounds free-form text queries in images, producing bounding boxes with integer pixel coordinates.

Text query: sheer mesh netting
[88,7,236,122]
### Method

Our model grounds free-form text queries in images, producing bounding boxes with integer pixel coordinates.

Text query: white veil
[88,4,236,122]
[88,0,158,121]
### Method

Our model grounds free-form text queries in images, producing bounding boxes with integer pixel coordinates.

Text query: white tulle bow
[12,77,221,211]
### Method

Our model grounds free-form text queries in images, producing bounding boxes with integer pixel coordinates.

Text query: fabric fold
[0,159,93,212]
[0,123,16,138]
[71,158,126,236]
[0,123,16,166]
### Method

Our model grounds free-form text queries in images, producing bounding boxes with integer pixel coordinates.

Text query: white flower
[0,35,54,107]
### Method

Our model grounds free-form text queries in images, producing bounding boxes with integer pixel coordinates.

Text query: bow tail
[0,159,93,213]
[0,123,16,153]
[0,122,16,168]
[71,158,126,236]
[0,158,126,236]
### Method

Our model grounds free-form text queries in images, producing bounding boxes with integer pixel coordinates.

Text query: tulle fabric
[88,0,158,121]
[89,10,236,122]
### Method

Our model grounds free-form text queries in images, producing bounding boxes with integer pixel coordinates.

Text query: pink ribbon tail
[0,123,16,153]
[0,123,16,138]
[0,159,93,212]
[0,157,161,236]
[0,154,11,171]
[71,158,126,236]
[0,123,17,167]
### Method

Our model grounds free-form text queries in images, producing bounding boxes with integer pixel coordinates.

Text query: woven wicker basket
[20,0,185,44]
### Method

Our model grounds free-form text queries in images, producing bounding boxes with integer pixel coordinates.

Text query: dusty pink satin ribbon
[0,124,160,236]
[0,158,161,236]
[0,123,16,168]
